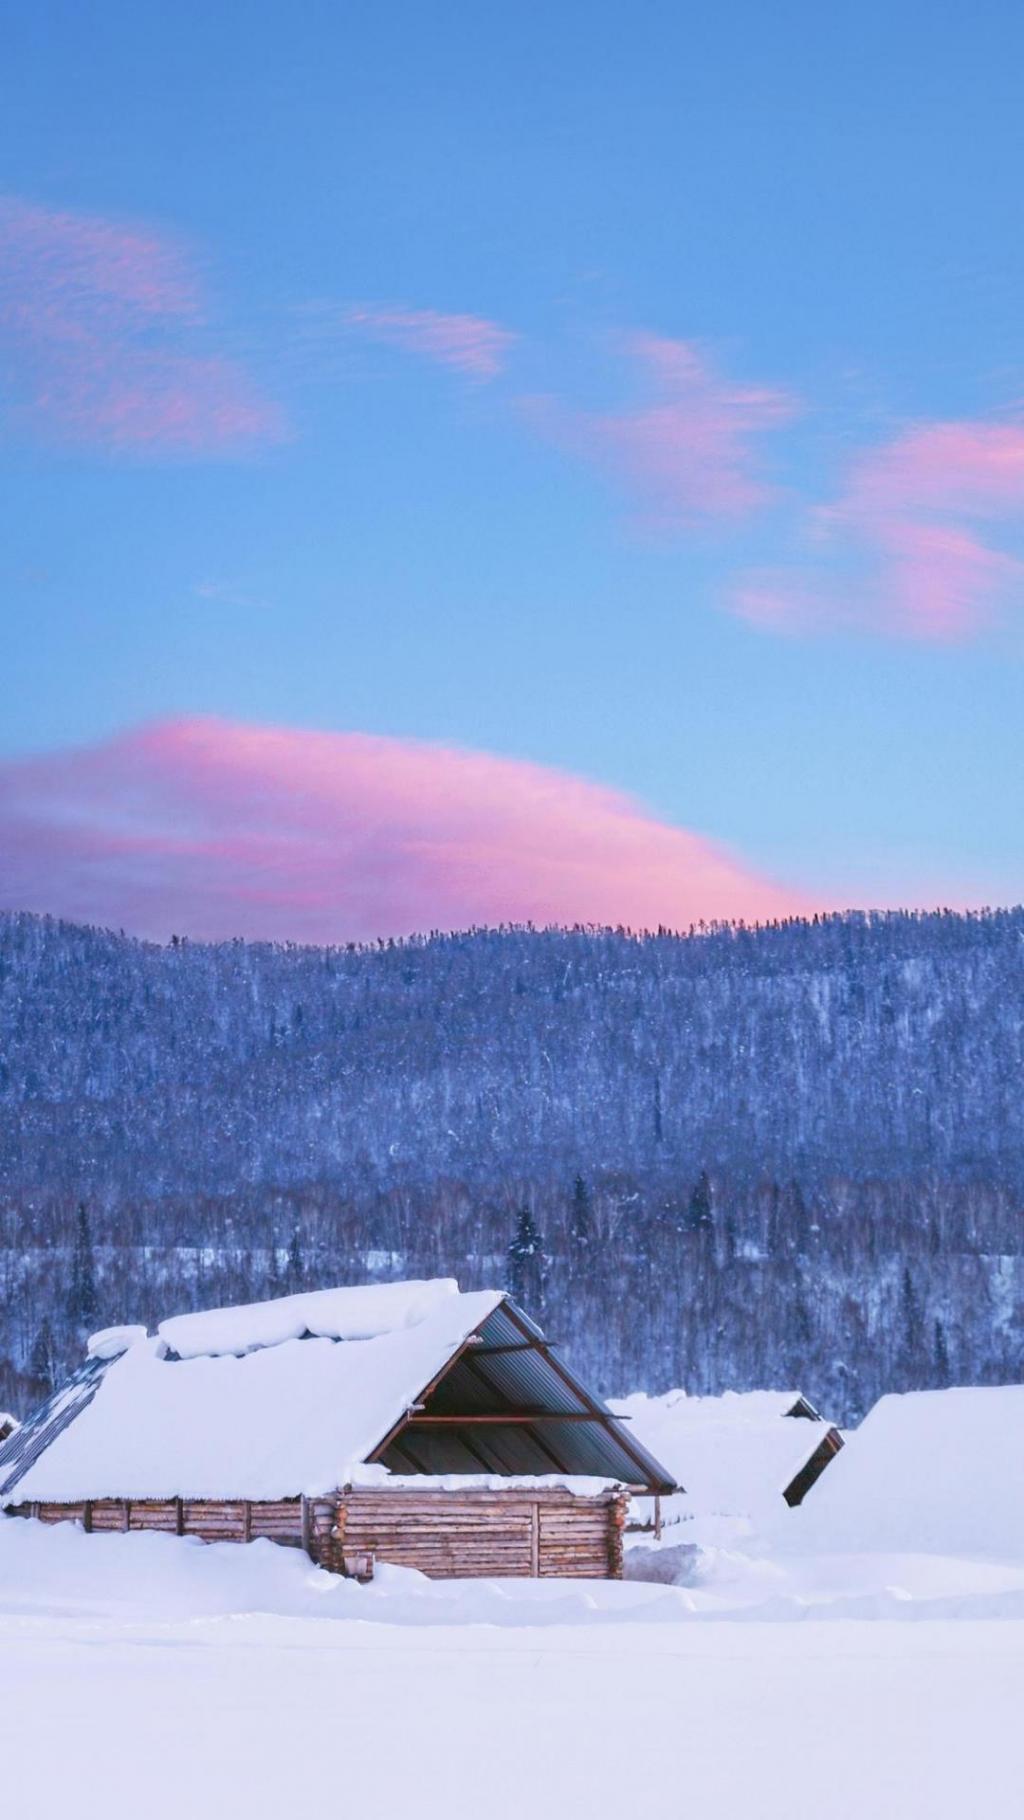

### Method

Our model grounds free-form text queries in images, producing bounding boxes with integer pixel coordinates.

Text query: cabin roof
[611,1387,840,1517]
[0,1280,675,1503]
[792,1385,1024,1556]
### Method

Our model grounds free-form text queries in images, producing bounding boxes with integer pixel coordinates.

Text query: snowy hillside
[3,907,1024,1420]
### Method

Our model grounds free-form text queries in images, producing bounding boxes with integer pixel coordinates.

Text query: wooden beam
[406,1412,623,1425]
[457,1349,574,1474]
[473,1341,563,1356]
[367,1327,487,1465]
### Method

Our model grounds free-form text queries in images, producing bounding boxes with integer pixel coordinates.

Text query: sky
[2,2,1023,941]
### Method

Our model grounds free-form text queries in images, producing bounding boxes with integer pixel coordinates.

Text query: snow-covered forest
[1,906,1022,1419]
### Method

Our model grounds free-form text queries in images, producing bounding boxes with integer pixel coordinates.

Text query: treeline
[1,908,1023,1421]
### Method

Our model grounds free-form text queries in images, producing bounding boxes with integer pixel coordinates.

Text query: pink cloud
[729,417,1024,643]
[0,717,807,943]
[734,524,1021,643]
[344,303,516,378]
[0,196,282,452]
[844,422,1024,517]
[525,333,798,526]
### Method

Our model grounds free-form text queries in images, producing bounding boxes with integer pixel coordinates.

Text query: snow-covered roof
[610,1388,838,1523]
[0,1281,675,1503]
[1,1283,502,1502]
[791,1386,1024,1559]
[157,1279,465,1359]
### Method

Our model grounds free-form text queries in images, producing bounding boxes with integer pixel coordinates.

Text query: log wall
[7,1486,627,1579]
[324,1487,626,1580]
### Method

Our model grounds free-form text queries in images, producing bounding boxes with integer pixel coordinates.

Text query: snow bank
[6,1510,1024,1629]
[7,1288,503,1502]
[158,1277,461,1358]
[789,1386,1024,1561]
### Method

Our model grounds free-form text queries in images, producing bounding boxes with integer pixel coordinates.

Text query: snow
[157,1276,463,1357]
[87,1324,148,1359]
[345,1466,622,1495]
[2,1513,1024,1820]
[786,1385,1024,1561]
[6,1288,504,1502]
[5,1383,1024,1817]
[611,1387,839,1545]
[7,1379,1024,1818]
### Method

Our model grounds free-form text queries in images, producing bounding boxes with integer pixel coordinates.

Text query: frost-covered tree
[508,1207,544,1306]
[66,1203,98,1329]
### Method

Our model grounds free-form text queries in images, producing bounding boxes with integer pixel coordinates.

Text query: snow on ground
[1,1520,1022,1820]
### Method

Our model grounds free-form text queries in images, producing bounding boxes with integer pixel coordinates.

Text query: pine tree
[932,1318,951,1387]
[569,1174,591,1248]
[29,1319,56,1391]
[285,1226,304,1294]
[508,1206,544,1307]
[896,1265,924,1385]
[686,1170,713,1235]
[67,1202,98,1328]
[652,1072,663,1144]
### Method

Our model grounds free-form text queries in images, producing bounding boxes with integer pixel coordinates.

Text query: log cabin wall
[6,1486,627,1579]
[7,1496,311,1546]
[325,1487,627,1580]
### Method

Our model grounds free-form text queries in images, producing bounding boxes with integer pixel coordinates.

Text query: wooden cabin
[0,1413,17,1446]
[0,1280,675,1580]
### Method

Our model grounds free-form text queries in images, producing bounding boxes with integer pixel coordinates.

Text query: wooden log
[406,1413,618,1425]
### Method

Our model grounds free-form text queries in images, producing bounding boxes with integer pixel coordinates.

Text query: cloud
[0,196,282,453]
[343,303,516,379]
[0,717,807,943]
[524,333,798,526]
[729,419,1024,642]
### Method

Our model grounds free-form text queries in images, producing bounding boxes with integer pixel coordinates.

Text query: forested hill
[1,906,1023,1421]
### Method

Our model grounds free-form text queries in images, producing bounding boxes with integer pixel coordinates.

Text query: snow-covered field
[2,1522,1023,1816]
[3,1382,1023,1818]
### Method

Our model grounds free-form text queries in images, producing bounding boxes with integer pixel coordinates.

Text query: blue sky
[2,2,1023,936]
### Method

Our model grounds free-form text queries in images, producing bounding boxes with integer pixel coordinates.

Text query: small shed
[791,1385,1024,1559]
[0,1413,18,1446]
[610,1387,844,1541]
[0,1280,675,1579]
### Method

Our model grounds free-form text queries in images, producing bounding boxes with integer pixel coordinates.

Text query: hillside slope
[1,907,1022,1417]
